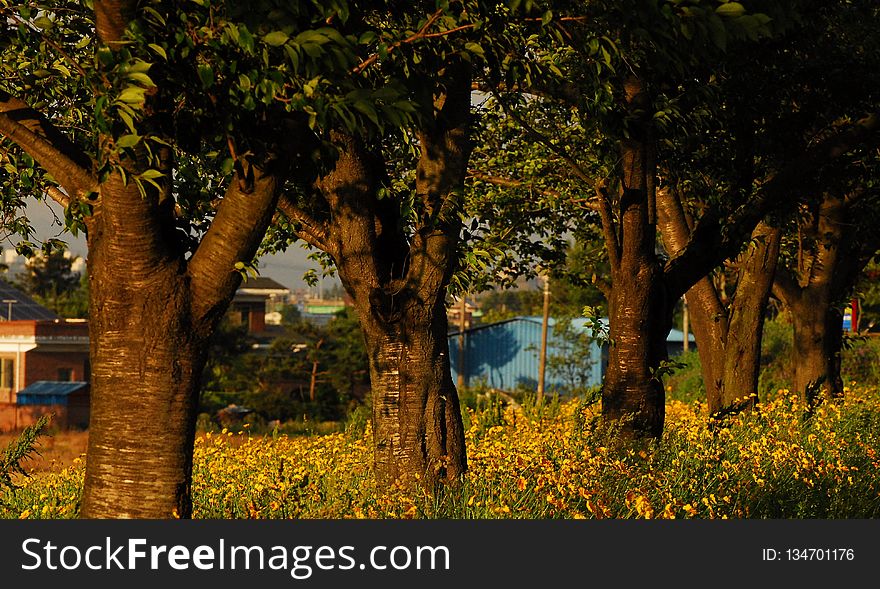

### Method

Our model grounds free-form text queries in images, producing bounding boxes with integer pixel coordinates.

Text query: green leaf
[148,44,167,60]
[139,169,164,180]
[220,158,235,175]
[716,2,746,18]
[126,72,155,87]
[353,100,379,127]
[33,16,53,30]
[197,64,214,89]
[117,86,146,104]
[118,109,136,133]
[116,134,140,148]
[465,42,485,59]
[264,31,289,47]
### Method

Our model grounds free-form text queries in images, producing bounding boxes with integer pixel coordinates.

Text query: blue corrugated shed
[16,381,88,406]
[448,316,695,393]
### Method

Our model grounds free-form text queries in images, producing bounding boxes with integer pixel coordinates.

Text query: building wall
[231,301,266,333]
[25,350,90,385]
[0,320,88,338]
[449,318,604,392]
[449,317,694,393]
[0,403,69,433]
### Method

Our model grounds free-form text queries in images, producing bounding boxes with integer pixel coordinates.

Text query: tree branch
[467,168,599,212]
[188,164,281,326]
[277,192,333,254]
[351,10,476,76]
[46,187,71,208]
[595,182,620,271]
[490,87,596,187]
[0,93,96,200]
[771,262,801,307]
[93,0,136,47]
[664,109,880,299]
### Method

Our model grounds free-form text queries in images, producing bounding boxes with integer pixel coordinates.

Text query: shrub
[841,336,880,385]
[759,317,794,396]
[662,350,705,404]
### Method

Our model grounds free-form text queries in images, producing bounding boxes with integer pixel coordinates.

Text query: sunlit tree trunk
[659,184,781,417]
[600,76,669,438]
[284,62,472,486]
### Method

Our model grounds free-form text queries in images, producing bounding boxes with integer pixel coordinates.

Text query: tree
[659,0,880,414]
[0,0,415,517]
[772,185,880,403]
[15,246,88,317]
[268,1,528,486]
[476,0,880,437]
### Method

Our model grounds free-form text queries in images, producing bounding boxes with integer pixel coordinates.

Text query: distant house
[448,316,695,392]
[0,282,90,432]
[230,277,291,334]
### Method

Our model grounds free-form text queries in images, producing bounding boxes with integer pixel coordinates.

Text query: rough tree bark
[657,187,781,416]
[81,166,280,518]
[772,193,878,404]
[600,77,670,438]
[1,1,286,517]
[278,62,472,486]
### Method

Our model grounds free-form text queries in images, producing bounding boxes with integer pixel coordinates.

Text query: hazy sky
[17,198,337,291]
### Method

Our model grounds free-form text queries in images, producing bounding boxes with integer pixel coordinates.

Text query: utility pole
[457,294,467,389]
[537,274,550,408]
[682,296,689,352]
[2,299,16,321]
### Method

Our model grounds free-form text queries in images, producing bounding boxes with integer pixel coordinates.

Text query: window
[57,368,74,382]
[0,358,14,390]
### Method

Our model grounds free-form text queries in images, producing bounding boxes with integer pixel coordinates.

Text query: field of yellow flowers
[3,386,880,519]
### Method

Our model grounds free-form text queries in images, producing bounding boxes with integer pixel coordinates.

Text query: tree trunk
[359,299,465,486]
[685,224,780,416]
[295,61,472,487]
[657,183,780,417]
[790,293,844,401]
[601,76,668,439]
[683,279,727,410]
[772,193,866,405]
[77,161,280,518]
[716,223,781,412]
[604,266,669,438]
[81,266,206,518]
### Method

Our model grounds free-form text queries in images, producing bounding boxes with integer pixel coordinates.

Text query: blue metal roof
[16,381,88,405]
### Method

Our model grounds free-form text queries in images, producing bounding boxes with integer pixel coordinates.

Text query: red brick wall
[0,320,89,338]
[0,403,69,433]
[0,322,37,337]
[25,351,90,384]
